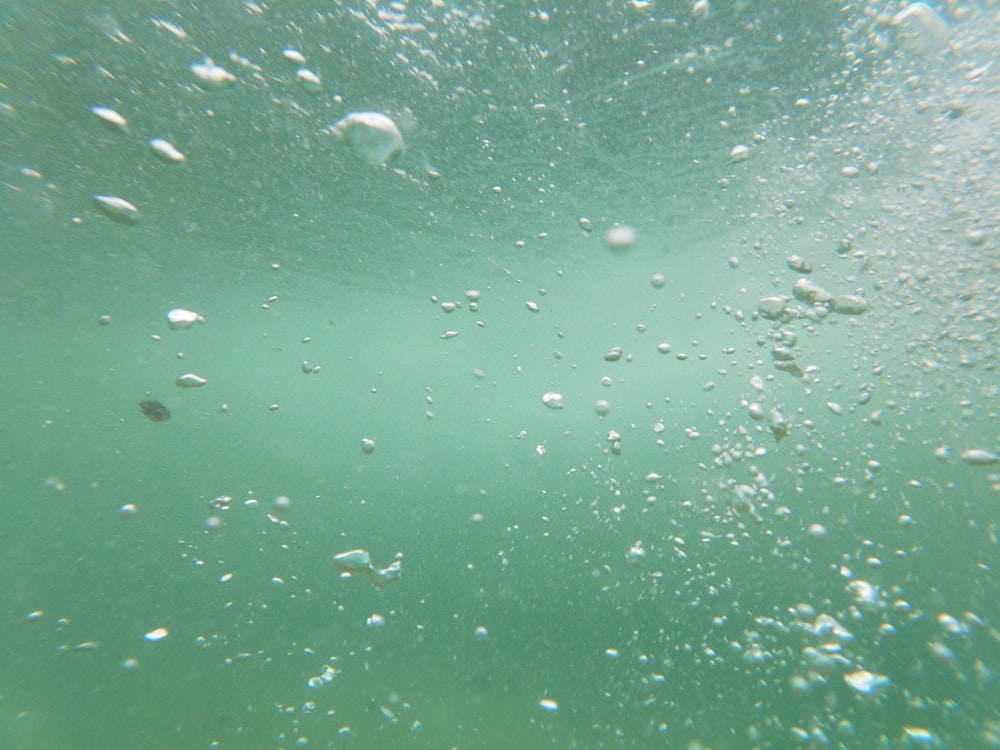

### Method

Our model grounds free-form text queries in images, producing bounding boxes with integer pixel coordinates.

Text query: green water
[2,1,999,748]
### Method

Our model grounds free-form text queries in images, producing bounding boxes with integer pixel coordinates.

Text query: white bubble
[296,68,322,94]
[175,373,208,388]
[541,392,564,410]
[149,138,185,163]
[961,448,998,466]
[90,106,127,131]
[272,495,292,512]
[333,549,372,573]
[844,670,890,697]
[728,144,750,163]
[329,112,403,165]
[538,698,559,713]
[204,515,223,533]
[144,627,169,642]
[190,58,236,89]
[603,224,636,252]
[93,194,139,223]
[166,309,203,329]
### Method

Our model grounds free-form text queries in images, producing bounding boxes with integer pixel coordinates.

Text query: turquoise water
[2,2,999,748]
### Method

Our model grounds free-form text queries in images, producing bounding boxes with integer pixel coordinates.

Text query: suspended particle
[139,400,170,422]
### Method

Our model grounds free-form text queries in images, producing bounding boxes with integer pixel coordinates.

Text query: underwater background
[1,1,998,748]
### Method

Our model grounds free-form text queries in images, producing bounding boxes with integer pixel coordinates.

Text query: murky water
[2,2,998,748]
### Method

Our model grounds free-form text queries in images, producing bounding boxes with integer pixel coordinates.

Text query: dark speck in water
[139,400,170,422]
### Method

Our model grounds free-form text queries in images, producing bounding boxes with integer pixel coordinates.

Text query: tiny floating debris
[333,548,402,589]
[139,400,170,422]
[175,373,208,388]
[190,58,236,89]
[328,111,404,165]
[93,194,139,224]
